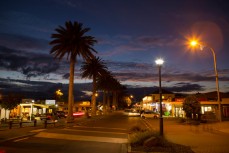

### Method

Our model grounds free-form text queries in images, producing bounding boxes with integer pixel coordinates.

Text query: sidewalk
[0,115,105,143]
[0,118,76,143]
[164,120,229,153]
[0,120,45,143]
[215,121,229,134]
[182,120,229,134]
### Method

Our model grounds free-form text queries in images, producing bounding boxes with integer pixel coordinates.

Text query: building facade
[141,93,229,120]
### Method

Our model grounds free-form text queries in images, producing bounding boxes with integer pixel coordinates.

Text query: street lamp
[56,89,63,97]
[155,58,164,136]
[55,89,63,103]
[190,40,222,122]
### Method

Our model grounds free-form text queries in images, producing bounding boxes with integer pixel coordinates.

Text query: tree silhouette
[50,21,97,122]
[183,95,201,119]
[80,56,108,116]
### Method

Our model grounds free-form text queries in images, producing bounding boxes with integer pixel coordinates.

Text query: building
[141,91,229,120]
[0,99,57,120]
[142,90,177,116]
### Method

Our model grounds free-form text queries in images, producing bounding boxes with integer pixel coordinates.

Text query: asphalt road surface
[0,111,144,153]
[2,112,228,153]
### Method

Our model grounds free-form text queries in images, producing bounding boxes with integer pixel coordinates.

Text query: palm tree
[49,21,97,122]
[111,79,123,109]
[80,56,108,116]
[97,70,114,114]
[116,85,128,109]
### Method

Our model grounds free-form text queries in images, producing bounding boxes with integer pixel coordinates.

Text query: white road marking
[30,129,47,133]
[73,126,127,131]
[35,132,128,143]
[13,137,29,142]
[62,128,127,135]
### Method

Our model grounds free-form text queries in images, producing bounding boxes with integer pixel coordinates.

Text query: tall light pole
[55,89,63,102]
[155,58,164,136]
[190,40,221,122]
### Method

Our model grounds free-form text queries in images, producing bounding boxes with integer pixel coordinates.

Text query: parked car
[40,113,52,120]
[124,109,140,117]
[141,111,160,119]
[56,111,66,118]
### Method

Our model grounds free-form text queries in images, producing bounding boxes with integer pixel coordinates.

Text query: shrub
[129,125,146,133]
[178,118,186,123]
[129,130,156,147]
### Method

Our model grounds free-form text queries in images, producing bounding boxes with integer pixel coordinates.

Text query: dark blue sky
[0,0,229,94]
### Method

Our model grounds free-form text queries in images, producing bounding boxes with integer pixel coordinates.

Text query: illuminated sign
[45,100,56,105]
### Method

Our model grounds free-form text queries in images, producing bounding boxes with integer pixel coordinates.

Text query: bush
[129,125,146,133]
[129,126,195,153]
[129,130,155,147]
[178,118,186,123]
[128,125,158,147]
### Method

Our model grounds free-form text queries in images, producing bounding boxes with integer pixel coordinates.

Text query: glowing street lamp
[190,40,221,122]
[55,89,63,103]
[56,89,63,96]
[190,40,198,46]
[155,58,164,136]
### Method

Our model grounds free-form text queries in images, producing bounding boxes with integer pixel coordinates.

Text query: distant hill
[0,78,228,102]
[0,78,92,101]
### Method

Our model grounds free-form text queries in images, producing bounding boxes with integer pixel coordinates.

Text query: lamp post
[190,41,221,122]
[55,89,63,104]
[155,58,164,136]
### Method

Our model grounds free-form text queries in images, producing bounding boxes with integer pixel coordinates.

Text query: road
[0,111,144,153]
[2,112,228,153]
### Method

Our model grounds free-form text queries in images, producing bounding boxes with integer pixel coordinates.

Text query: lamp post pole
[155,59,164,136]
[209,47,221,122]
[190,41,221,122]
[158,64,163,136]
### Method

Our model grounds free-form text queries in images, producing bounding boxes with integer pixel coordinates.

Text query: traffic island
[128,125,194,153]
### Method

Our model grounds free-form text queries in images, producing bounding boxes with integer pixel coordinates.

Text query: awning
[20,103,49,108]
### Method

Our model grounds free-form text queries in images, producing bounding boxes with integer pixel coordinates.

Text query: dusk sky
[0,0,229,97]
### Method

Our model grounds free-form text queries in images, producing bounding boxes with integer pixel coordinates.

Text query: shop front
[19,103,50,120]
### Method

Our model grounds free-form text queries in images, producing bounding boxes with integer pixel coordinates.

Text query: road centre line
[62,128,127,135]
[35,132,128,143]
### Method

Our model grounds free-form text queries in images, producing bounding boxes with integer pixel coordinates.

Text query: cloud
[0,46,60,79]
[0,33,50,54]
[62,73,70,79]
[97,34,181,57]
[171,82,204,92]
[136,36,168,47]
[127,82,205,101]
[53,0,84,9]
[103,60,229,83]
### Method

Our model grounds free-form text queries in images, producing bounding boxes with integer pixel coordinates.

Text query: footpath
[0,116,91,143]
[163,120,229,153]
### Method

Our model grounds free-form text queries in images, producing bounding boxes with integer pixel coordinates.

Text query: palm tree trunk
[116,92,120,109]
[67,58,75,122]
[112,91,116,110]
[91,75,97,116]
[103,90,106,114]
[107,91,110,113]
